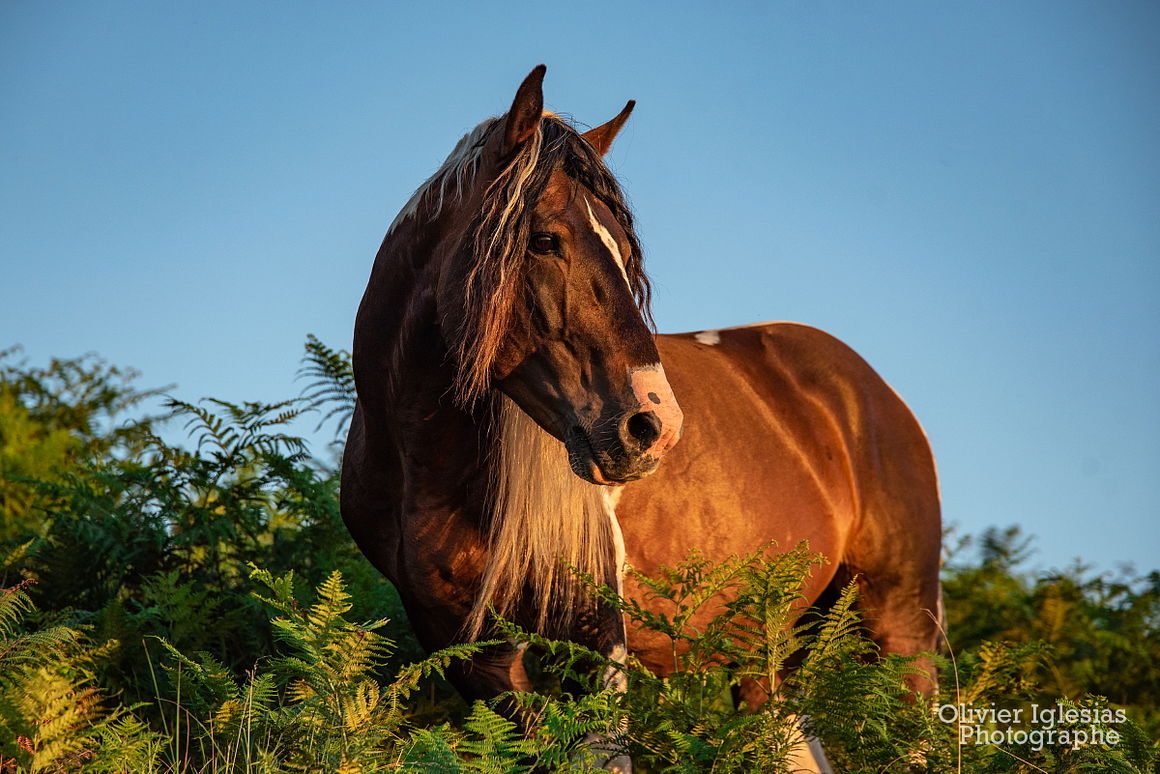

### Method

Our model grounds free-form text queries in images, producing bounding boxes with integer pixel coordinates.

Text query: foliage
[298,334,355,444]
[0,341,1156,771]
[503,548,1159,772]
[0,576,163,772]
[944,526,1160,738]
[0,347,169,537]
[0,343,432,728]
[151,566,491,773]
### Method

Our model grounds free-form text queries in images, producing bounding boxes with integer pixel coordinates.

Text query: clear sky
[2,2,1157,573]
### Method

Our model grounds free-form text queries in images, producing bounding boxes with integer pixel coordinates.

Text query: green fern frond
[457,702,535,772]
[388,641,493,704]
[401,726,464,772]
[298,334,356,438]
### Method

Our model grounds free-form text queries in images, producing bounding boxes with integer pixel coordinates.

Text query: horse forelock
[381,114,651,401]
[465,394,614,639]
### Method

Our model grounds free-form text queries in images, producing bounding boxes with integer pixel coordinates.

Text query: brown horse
[342,65,941,725]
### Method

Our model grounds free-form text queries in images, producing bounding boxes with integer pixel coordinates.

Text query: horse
[341,64,942,762]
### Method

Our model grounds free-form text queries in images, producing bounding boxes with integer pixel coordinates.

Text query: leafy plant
[1,340,1156,772]
[0,347,169,538]
[0,578,162,773]
[944,526,1160,738]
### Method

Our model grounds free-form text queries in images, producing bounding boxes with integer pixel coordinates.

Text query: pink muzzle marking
[629,364,683,459]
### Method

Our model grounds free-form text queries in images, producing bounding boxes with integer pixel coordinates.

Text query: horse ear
[503,64,546,156]
[582,100,636,156]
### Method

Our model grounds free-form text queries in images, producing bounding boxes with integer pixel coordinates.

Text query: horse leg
[851,568,941,697]
[582,625,632,773]
[843,404,943,696]
[841,462,942,695]
[573,496,633,772]
[731,677,833,774]
[441,619,631,772]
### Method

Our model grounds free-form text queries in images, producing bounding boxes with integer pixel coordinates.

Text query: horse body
[341,66,941,720]
[618,325,940,680]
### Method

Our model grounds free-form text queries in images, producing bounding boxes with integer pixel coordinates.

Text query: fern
[167,396,310,463]
[401,726,464,772]
[0,575,159,772]
[298,333,356,438]
[4,344,1159,771]
[455,703,537,772]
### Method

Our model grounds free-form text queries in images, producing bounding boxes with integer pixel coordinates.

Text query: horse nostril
[624,410,662,452]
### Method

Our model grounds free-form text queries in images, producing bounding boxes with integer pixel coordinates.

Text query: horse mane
[466,395,615,638]
[387,117,499,236]
[389,112,650,638]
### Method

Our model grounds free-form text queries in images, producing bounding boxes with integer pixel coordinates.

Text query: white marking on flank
[694,330,721,346]
[585,197,631,287]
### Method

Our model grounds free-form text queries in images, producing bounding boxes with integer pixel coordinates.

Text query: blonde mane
[386,117,498,236]
[466,395,614,638]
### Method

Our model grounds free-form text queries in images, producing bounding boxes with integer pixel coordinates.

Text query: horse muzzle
[564,367,684,485]
[564,424,654,485]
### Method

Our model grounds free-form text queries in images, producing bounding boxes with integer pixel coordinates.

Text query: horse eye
[529,233,558,254]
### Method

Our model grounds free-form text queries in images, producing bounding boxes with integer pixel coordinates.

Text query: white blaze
[585,197,631,287]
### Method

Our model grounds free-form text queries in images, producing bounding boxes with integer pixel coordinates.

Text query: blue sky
[2,2,1157,573]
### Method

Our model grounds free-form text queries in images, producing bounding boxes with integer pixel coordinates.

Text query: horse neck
[353,223,491,495]
[356,216,451,401]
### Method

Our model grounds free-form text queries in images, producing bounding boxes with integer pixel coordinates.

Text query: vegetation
[0,341,1156,772]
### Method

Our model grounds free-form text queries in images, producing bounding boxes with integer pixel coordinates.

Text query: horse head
[432,65,683,485]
